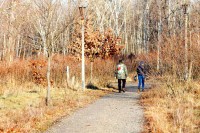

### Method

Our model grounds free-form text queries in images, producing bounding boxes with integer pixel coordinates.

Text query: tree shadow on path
[104,82,151,100]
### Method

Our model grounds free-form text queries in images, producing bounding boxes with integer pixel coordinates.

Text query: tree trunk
[146,3,150,53]
[157,23,162,71]
[18,37,22,58]
[168,0,171,35]
[124,11,128,54]
[188,30,193,80]
[157,1,162,72]
[42,34,47,56]
[198,33,200,47]
[143,2,149,53]
[15,35,19,58]
[23,45,26,60]
[46,54,51,106]
[3,34,6,60]
[184,9,188,80]
[90,61,93,83]
[81,21,85,90]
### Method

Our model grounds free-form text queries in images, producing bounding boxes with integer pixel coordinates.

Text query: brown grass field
[141,77,200,133]
[0,54,199,133]
[0,55,117,132]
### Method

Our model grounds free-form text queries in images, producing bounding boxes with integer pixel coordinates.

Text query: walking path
[46,83,148,133]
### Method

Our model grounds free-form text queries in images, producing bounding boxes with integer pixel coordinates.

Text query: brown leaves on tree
[30,60,53,86]
[68,19,124,61]
[101,29,124,59]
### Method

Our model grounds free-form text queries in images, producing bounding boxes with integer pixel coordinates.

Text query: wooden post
[65,66,70,88]
[81,20,85,90]
[46,54,51,106]
[66,66,70,80]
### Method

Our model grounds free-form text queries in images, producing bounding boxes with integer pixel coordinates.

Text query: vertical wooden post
[66,66,70,87]
[198,33,200,47]
[79,2,87,90]
[81,20,85,90]
[66,66,70,88]
[46,54,51,106]
[66,66,70,82]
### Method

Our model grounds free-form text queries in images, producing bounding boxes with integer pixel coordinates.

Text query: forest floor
[45,83,150,133]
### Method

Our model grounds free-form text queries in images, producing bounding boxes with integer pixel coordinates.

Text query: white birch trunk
[157,2,162,71]
[157,22,161,71]
[124,11,128,54]
[188,31,193,80]
[16,35,20,58]
[184,8,189,80]
[3,34,6,60]
[168,0,171,35]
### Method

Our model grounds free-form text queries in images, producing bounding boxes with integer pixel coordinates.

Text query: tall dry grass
[141,78,200,133]
[0,55,116,89]
[138,35,200,133]
[0,55,117,132]
[0,84,109,132]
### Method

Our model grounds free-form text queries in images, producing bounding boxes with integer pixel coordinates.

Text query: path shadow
[107,82,150,93]
[102,93,139,100]
[86,83,100,90]
[125,85,138,92]
[102,83,151,100]
[125,84,150,92]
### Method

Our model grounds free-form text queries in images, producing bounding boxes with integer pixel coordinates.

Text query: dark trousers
[118,79,126,92]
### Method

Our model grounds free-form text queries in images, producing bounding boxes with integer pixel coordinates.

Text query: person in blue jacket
[137,61,146,92]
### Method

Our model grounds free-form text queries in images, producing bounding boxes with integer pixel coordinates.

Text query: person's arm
[124,65,128,78]
[138,67,145,76]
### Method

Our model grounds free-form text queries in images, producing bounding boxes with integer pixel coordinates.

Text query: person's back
[137,65,145,76]
[137,61,145,92]
[115,59,128,93]
[116,63,128,79]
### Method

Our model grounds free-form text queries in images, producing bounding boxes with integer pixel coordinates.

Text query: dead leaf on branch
[69,18,124,60]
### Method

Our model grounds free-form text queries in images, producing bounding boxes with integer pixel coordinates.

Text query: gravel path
[45,83,147,133]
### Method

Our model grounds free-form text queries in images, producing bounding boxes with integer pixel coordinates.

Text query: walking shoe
[137,89,140,93]
[122,88,126,92]
[142,89,144,92]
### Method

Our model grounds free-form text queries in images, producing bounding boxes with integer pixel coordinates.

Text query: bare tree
[32,0,73,105]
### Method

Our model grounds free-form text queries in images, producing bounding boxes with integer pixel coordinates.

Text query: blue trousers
[138,75,145,90]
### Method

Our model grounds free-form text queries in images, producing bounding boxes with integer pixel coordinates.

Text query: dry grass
[0,81,111,132]
[0,55,116,132]
[141,79,200,133]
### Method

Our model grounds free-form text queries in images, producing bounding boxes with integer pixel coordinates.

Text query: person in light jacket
[115,59,128,93]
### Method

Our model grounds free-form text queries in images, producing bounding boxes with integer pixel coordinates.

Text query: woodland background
[0,0,199,132]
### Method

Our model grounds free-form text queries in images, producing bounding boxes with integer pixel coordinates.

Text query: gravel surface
[45,83,146,133]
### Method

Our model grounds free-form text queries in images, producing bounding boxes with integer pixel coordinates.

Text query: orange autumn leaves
[30,60,53,86]
[69,19,124,60]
